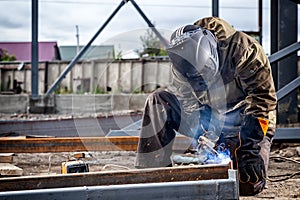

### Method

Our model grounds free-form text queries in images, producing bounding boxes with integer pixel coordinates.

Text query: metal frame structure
[30,1,299,139]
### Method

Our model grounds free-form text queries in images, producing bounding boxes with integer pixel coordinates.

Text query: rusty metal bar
[0,163,232,192]
[0,136,192,153]
[0,136,138,153]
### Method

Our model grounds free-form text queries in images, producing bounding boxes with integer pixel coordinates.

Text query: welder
[135,17,277,196]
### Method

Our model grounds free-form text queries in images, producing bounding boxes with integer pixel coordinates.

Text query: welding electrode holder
[196,124,219,156]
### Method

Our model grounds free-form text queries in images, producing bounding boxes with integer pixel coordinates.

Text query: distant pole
[31,0,38,99]
[76,25,80,54]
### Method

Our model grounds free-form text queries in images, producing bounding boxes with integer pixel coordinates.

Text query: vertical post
[31,0,39,99]
[212,0,219,17]
[76,25,80,54]
[258,0,262,44]
[271,0,298,124]
[270,0,278,91]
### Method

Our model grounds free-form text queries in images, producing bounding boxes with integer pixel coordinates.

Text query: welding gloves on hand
[235,114,268,184]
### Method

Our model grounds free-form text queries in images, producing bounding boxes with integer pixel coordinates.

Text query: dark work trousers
[135,89,273,196]
[135,89,182,168]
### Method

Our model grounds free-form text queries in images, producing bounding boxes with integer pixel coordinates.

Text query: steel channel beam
[1,128,299,153]
[0,163,233,192]
[0,136,139,153]
[0,170,238,200]
[0,136,193,153]
[274,128,300,143]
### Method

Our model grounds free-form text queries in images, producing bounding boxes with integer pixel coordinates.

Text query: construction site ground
[1,114,299,199]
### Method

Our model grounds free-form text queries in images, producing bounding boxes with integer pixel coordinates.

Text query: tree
[0,48,16,61]
[139,29,167,57]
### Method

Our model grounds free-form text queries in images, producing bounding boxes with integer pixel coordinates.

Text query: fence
[0,58,172,95]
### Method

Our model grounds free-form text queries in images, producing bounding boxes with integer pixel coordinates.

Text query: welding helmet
[167,25,219,91]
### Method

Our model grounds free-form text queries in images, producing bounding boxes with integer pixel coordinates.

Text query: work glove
[235,114,269,184]
[187,106,221,154]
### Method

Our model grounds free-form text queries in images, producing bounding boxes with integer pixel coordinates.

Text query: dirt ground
[9,143,300,199]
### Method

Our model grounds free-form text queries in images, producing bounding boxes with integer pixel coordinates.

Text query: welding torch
[196,124,220,156]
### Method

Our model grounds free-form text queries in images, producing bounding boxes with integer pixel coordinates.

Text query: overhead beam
[0,163,232,192]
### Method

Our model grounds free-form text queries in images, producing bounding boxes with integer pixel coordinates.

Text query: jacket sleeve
[236,40,277,132]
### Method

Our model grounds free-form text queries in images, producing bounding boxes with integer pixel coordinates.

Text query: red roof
[0,42,59,61]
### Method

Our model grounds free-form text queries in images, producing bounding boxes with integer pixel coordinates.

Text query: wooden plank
[0,163,23,177]
[0,163,232,192]
[0,136,192,153]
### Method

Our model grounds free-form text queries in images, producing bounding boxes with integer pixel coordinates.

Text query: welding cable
[267,171,300,182]
[269,155,300,164]
[266,155,300,182]
[101,164,131,171]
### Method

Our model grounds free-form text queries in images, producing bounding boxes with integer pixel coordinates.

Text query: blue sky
[0,0,299,55]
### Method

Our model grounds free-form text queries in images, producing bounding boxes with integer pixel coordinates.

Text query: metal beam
[274,128,300,143]
[0,136,192,153]
[0,136,138,153]
[276,76,300,101]
[129,0,169,48]
[268,42,300,64]
[212,0,219,17]
[0,163,232,192]
[0,170,238,200]
[0,172,238,200]
[31,0,38,99]
[270,0,298,124]
[45,0,127,95]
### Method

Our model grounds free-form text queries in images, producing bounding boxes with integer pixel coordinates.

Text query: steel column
[271,0,298,124]
[31,0,38,99]
[212,0,219,17]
